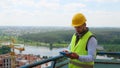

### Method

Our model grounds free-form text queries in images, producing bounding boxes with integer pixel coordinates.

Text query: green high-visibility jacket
[69,31,94,68]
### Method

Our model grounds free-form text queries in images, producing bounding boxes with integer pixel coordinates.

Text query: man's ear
[84,23,86,26]
[83,23,87,30]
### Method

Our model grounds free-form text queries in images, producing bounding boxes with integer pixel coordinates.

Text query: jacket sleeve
[78,37,97,62]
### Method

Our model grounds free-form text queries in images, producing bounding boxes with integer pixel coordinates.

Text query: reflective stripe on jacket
[69,31,94,68]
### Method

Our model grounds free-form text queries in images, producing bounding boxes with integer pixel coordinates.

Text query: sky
[0,0,120,27]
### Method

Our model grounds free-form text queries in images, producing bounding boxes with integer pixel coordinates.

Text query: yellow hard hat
[72,13,86,27]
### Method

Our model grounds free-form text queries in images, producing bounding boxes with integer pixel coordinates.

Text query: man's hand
[61,50,79,59]
[62,50,69,52]
[66,52,79,59]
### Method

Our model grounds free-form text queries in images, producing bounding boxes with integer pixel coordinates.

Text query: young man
[64,13,97,68]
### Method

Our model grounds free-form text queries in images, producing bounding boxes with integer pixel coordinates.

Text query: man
[64,13,97,68]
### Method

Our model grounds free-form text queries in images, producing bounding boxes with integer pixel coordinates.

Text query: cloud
[0,0,11,9]
[86,11,120,27]
[0,0,87,18]
[63,3,86,12]
[85,0,120,2]
[36,0,60,10]
[11,0,35,7]
[0,0,119,27]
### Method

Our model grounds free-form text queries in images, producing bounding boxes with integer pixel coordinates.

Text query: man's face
[74,24,85,34]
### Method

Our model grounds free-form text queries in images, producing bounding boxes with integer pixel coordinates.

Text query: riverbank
[20,41,68,48]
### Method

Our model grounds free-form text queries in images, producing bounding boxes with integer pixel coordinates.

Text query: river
[15,45,66,57]
[14,45,115,60]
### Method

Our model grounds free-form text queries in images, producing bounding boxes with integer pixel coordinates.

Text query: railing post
[50,60,57,68]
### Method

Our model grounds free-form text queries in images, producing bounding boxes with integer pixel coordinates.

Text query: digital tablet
[59,51,72,56]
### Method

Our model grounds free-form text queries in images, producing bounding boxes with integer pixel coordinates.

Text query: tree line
[18,28,120,52]
[19,28,120,45]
